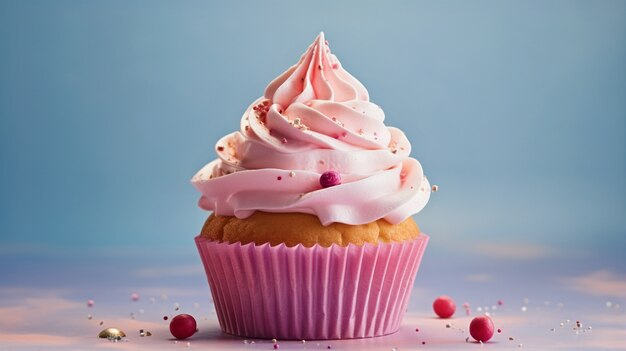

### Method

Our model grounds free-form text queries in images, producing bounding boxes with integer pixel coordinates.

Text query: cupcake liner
[195,234,428,340]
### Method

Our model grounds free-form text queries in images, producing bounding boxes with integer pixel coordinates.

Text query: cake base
[201,212,420,247]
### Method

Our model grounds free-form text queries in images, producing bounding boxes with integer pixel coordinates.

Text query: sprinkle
[509,337,514,341]
[327,345,332,349]
[131,292,140,302]
[521,306,527,312]
[497,328,502,333]
[318,64,323,70]
[187,341,191,348]
[99,321,104,326]
[498,300,504,306]
[422,341,426,345]
[332,63,339,69]
[87,300,94,307]
[277,176,282,181]
[98,328,126,340]
[415,328,419,332]
[432,185,439,192]
[465,337,470,342]
[606,301,613,308]
[289,171,296,177]
[273,344,279,349]
[550,328,555,332]
[518,344,523,348]
[163,316,169,321]
[301,340,306,344]
[320,171,342,188]
[272,339,277,343]
[446,323,452,328]
[87,314,93,320]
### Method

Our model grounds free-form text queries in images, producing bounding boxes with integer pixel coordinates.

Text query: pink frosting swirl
[192,33,430,225]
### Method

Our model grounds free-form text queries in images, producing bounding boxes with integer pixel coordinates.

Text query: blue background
[1,0,624,274]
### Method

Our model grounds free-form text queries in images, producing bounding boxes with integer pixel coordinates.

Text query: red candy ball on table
[469,315,494,342]
[169,314,197,340]
[433,295,456,318]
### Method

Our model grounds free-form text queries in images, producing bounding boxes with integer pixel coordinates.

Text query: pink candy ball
[433,295,456,318]
[320,171,342,188]
[86,299,94,307]
[131,292,140,302]
[169,314,197,340]
[469,315,494,342]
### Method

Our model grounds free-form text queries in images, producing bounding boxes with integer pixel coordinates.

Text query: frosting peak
[192,33,430,226]
[264,32,369,107]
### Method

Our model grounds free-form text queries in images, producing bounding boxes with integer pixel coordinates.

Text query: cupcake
[193,32,431,340]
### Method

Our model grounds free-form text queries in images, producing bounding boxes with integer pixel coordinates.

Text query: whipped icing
[192,32,430,225]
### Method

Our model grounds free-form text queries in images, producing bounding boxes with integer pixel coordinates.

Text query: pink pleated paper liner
[195,234,429,340]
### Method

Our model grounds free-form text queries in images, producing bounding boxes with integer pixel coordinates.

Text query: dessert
[193,32,431,339]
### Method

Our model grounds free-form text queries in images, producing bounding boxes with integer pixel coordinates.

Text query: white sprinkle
[289,171,296,177]
[606,301,613,308]
[521,306,527,312]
